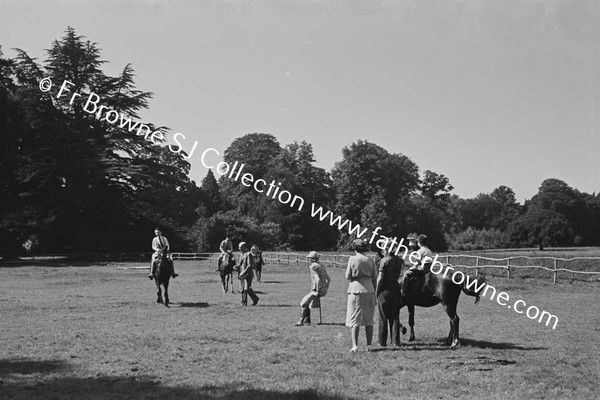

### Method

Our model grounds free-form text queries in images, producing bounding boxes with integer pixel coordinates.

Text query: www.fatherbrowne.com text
[39,77,559,330]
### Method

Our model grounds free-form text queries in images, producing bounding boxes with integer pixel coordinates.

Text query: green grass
[0,259,599,399]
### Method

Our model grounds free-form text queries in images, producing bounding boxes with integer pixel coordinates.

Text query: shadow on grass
[253,291,267,294]
[400,342,452,351]
[0,358,70,376]
[316,322,346,326]
[261,280,286,284]
[395,338,546,351]
[177,302,210,308]
[258,304,295,308]
[0,261,108,268]
[0,359,355,400]
[458,338,548,350]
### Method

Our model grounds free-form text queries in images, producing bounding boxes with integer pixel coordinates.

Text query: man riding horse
[397,232,485,347]
[400,233,432,297]
[217,236,234,270]
[148,228,178,280]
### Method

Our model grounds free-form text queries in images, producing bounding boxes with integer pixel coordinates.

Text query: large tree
[331,140,420,247]
[0,28,197,253]
[201,134,335,250]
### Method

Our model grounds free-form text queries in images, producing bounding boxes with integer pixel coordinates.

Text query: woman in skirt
[345,239,378,353]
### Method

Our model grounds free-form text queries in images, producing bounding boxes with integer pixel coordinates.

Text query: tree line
[1,28,599,255]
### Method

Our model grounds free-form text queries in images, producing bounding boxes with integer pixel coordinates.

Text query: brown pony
[399,268,486,348]
[152,247,172,307]
[218,252,236,293]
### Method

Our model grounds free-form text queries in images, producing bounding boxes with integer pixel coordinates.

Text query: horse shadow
[258,304,295,308]
[400,338,547,351]
[176,302,210,308]
[457,338,547,350]
[0,358,70,376]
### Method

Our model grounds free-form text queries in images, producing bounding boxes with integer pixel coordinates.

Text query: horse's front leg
[221,274,227,293]
[163,282,169,307]
[408,304,416,342]
[450,314,460,349]
[156,281,163,304]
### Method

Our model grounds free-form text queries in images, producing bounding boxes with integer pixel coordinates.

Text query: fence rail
[258,252,600,283]
[2,251,599,283]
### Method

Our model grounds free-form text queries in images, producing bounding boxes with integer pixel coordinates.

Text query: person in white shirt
[295,251,331,326]
[148,228,178,279]
[400,234,433,297]
[217,236,234,272]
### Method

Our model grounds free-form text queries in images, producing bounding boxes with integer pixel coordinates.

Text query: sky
[1,0,598,202]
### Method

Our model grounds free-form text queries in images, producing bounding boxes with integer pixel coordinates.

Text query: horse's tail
[461,274,487,304]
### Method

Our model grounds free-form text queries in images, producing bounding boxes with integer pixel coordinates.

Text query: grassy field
[0,258,599,399]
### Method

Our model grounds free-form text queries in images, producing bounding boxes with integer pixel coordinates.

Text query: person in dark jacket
[376,248,405,347]
[237,242,259,306]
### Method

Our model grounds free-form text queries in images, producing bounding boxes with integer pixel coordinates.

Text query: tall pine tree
[0,27,198,253]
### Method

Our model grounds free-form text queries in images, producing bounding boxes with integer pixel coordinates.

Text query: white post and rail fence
[2,252,599,283]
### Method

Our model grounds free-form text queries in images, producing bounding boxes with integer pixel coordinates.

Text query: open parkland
[1,248,599,400]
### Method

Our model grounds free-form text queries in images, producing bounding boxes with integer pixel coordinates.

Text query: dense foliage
[2,29,599,254]
[0,28,199,254]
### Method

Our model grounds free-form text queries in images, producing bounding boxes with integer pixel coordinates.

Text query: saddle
[156,252,174,273]
[408,269,426,281]
[219,253,235,274]
[407,270,434,296]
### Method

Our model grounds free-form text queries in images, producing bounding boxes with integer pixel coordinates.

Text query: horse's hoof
[401,326,407,335]
[409,337,415,342]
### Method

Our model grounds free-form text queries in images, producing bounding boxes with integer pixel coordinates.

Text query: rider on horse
[148,228,178,280]
[217,236,234,270]
[400,233,432,297]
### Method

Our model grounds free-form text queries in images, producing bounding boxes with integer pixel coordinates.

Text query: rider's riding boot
[400,280,408,298]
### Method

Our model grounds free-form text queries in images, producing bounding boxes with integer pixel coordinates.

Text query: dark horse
[152,247,172,306]
[400,268,486,348]
[218,252,236,293]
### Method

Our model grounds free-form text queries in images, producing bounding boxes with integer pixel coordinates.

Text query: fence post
[553,259,557,284]
[475,257,479,278]
[446,255,449,265]
[506,259,511,280]
[296,253,299,267]
[277,253,280,267]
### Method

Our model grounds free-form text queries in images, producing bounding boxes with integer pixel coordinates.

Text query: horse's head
[157,246,169,260]
[227,252,236,267]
